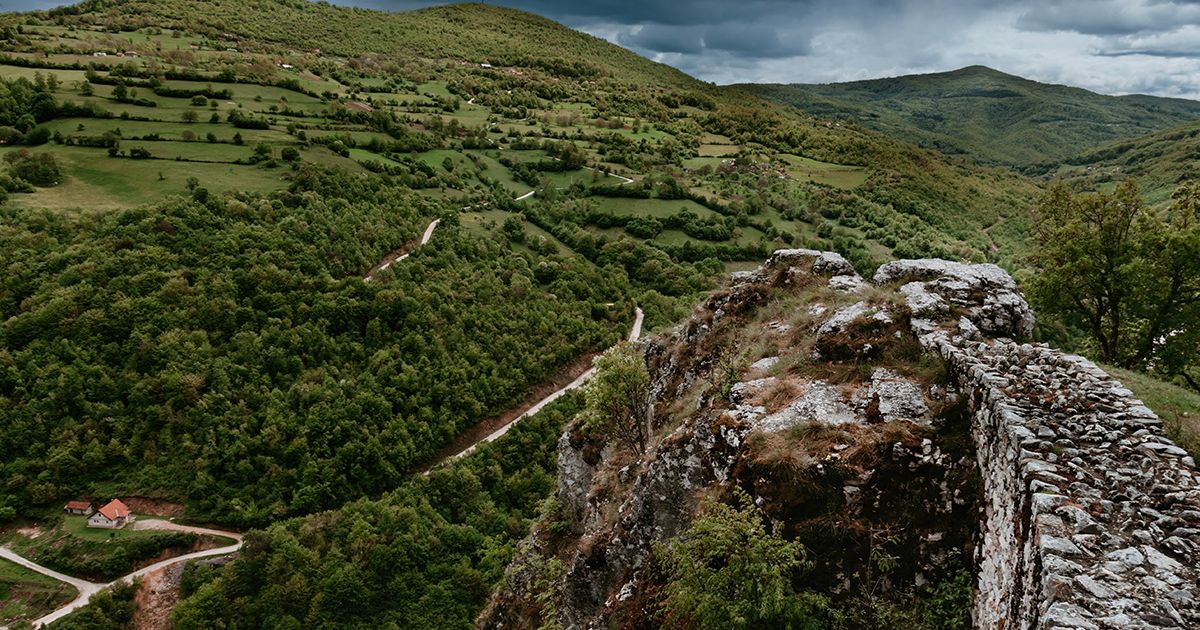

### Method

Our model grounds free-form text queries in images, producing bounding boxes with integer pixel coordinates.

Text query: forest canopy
[0,168,630,526]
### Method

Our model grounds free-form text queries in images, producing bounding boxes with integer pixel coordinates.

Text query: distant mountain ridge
[741,65,1200,166]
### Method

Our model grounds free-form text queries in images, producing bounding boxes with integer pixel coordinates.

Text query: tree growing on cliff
[1030,180,1200,389]
[655,489,826,629]
[581,342,652,453]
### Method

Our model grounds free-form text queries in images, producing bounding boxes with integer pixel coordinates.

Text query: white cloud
[580,1,1200,98]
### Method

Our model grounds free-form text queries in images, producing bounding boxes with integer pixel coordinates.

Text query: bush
[6,152,62,187]
[0,173,34,193]
[24,126,51,145]
[656,489,828,629]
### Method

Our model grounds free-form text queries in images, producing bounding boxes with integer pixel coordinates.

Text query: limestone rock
[857,368,930,424]
[758,380,858,432]
[766,248,857,277]
[873,258,1034,338]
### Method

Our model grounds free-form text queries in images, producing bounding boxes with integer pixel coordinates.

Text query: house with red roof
[87,498,134,529]
[63,500,93,516]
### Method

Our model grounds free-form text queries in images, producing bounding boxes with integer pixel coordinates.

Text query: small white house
[88,499,133,529]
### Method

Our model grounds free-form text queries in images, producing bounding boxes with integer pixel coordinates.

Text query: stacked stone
[884,260,1200,630]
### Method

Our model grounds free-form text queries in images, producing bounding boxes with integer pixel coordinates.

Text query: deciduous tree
[1030,180,1200,389]
[581,342,652,452]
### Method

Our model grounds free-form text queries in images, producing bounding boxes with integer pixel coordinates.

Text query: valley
[0,1,1199,628]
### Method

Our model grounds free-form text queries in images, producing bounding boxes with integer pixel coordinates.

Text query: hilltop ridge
[484,249,1200,629]
[742,65,1200,166]
[25,0,700,88]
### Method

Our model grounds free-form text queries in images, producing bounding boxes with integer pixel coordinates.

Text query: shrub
[24,126,51,145]
[656,489,828,629]
[6,152,62,187]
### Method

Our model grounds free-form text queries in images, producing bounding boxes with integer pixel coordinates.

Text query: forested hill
[32,0,700,88]
[0,2,1053,626]
[742,65,1200,167]
[1035,119,1200,207]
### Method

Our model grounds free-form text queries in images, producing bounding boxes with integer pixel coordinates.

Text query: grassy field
[698,143,741,157]
[347,147,405,168]
[43,118,294,144]
[463,150,532,194]
[540,168,622,188]
[0,145,289,211]
[460,209,574,255]
[0,557,75,626]
[59,515,162,542]
[587,197,720,219]
[777,154,869,189]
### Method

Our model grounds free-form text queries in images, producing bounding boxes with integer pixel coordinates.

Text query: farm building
[88,499,133,529]
[63,500,93,515]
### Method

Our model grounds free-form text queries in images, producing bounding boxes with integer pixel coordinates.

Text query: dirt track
[0,519,242,628]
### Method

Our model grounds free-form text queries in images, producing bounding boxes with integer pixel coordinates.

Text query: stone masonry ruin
[876,257,1200,630]
[484,250,1200,629]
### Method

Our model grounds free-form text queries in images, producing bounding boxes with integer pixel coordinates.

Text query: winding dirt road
[434,306,643,467]
[1,519,242,628]
[364,162,631,278]
[363,218,441,282]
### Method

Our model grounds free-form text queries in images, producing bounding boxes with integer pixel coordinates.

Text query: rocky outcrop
[877,258,1035,338]
[482,251,1200,630]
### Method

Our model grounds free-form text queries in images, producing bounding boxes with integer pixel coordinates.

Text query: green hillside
[27,0,700,88]
[743,65,1200,167]
[0,1,1054,627]
[0,0,1043,523]
[1039,119,1200,207]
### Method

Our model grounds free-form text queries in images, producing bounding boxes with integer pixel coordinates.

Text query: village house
[63,500,92,516]
[87,498,133,529]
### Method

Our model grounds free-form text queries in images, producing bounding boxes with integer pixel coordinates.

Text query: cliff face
[481,251,1200,630]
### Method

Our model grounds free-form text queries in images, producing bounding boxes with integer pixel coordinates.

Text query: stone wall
[883,259,1200,630]
[484,253,1200,629]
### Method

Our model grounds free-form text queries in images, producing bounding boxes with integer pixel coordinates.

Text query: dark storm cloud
[615,20,811,58]
[1015,0,1200,36]
[6,0,1200,97]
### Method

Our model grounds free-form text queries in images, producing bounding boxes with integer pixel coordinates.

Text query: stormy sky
[8,0,1200,98]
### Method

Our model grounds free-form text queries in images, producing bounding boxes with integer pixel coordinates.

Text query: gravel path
[441,307,643,464]
[1,519,242,628]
